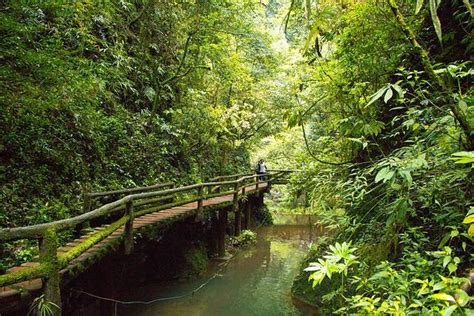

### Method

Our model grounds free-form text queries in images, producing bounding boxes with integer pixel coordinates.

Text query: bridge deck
[0,182,267,306]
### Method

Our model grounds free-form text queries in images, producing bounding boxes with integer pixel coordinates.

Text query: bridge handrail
[0,170,293,288]
[209,173,254,182]
[86,182,175,198]
[0,173,280,241]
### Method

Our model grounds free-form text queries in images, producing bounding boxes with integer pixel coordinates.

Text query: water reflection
[117,222,322,316]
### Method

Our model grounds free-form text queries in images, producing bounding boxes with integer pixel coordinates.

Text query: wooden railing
[0,171,293,289]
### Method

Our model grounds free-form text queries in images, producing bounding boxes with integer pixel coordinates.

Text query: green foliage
[283,0,473,313]
[232,230,257,247]
[0,0,286,269]
[304,242,358,289]
[28,294,60,316]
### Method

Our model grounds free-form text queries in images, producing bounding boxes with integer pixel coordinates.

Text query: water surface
[117,221,321,316]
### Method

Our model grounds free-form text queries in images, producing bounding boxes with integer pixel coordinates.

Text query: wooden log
[39,228,61,315]
[87,182,175,198]
[124,201,134,255]
[0,197,129,241]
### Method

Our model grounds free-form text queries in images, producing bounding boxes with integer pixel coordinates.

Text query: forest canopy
[0,0,473,314]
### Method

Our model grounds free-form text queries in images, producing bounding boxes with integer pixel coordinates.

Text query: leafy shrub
[232,230,257,247]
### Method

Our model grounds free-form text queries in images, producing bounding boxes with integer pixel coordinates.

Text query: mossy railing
[0,171,296,313]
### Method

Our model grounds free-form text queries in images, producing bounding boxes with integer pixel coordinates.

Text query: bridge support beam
[243,201,251,229]
[234,206,242,236]
[124,200,134,255]
[217,208,228,257]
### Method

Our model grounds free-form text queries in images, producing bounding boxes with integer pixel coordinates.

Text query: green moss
[0,264,47,287]
[183,245,209,277]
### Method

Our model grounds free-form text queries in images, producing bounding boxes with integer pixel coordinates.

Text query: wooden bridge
[0,170,293,314]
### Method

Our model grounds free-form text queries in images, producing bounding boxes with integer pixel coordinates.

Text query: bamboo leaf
[463,0,474,17]
[415,0,425,14]
[429,0,443,44]
[303,22,320,53]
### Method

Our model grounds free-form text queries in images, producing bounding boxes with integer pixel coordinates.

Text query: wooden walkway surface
[0,182,267,306]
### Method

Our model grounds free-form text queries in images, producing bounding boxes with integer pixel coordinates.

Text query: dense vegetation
[1,0,473,314]
[0,0,287,270]
[278,0,474,314]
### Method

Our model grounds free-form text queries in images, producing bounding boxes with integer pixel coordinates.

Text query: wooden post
[255,175,259,192]
[39,228,61,315]
[217,208,227,257]
[198,185,204,214]
[77,193,92,235]
[210,211,219,257]
[235,207,242,236]
[82,193,92,214]
[244,201,251,229]
[232,182,241,236]
[124,200,134,255]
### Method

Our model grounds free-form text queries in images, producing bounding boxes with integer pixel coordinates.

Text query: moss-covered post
[244,201,251,229]
[232,182,241,236]
[124,200,134,255]
[217,207,228,257]
[234,207,242,236]
[197,185,204,215]
[39,228,61,315]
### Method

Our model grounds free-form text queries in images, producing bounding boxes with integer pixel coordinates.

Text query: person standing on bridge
[255,159,267,180]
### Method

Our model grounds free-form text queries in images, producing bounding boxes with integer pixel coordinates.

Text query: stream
[72,215,322,315]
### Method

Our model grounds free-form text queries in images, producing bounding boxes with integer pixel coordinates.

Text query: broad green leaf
[463,214,474,224]
[367,86,387,107]
[468,224,474,237]
[398,169,412,187]
[455,289,470,307]
[429,0,443,44]
[433,281,447,291]
[442,305,457,316]
[447,262,457,274]
[442,255,451,268]
[392,83,403,96]
[384,88,393,103]
[375,167,390,183]
[431,293,455,302]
